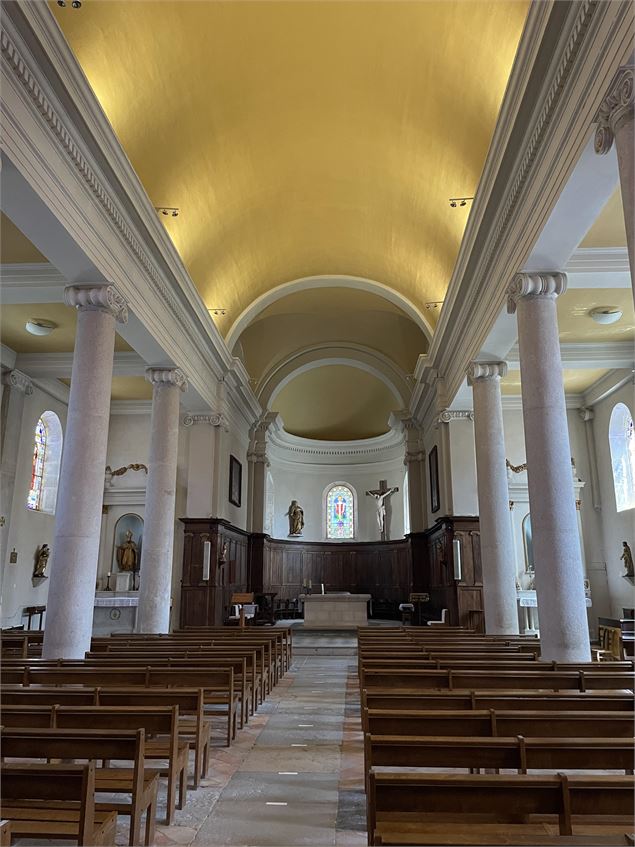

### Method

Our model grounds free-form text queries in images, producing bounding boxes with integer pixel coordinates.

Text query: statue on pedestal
[287,501,304,536]
[620,541,634,578]
[33,544,49,578]
[116,529,139,572]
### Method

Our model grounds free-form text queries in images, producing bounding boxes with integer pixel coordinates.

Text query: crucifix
[366,479,399,541]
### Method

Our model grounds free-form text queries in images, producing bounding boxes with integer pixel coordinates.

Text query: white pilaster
[595,66,634,292]
[136,367,187,633]
[578,407,601,511]
[43,284,127,659]
[507,272,591,661]
[247,413,277,533]
[0,370,33,581]
[394,412,427,533]
[467,362,519,634]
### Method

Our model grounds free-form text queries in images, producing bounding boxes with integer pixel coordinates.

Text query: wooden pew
[367,771,635,845]
[363,709,635,738]
[1,729,157,846]
[359,668,635,692]
[364,733,634,774]
[0,820,10,847]
[0,763,118,846]
[358,658,634,673]
[361,689,635,713]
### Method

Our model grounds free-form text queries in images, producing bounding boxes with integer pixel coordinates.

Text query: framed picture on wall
[429,445,440,514]
[229,455,242,508]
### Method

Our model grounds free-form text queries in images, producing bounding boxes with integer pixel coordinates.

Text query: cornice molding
[16,351,147,379]
[267,425,406,467]
[0,262,67,304]
[506,340,635,370]
[0,4,259,427]
[110,400,152,416]
[412,0,634,423]
[565,246,630,274]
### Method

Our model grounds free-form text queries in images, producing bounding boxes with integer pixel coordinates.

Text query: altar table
[300,592,371,629]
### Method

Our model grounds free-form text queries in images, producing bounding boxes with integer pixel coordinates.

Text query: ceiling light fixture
[155,206,180,218]
[589,306,623,325]
[449,196,474,208]
[208,308,227,316]
[25,318,57,337]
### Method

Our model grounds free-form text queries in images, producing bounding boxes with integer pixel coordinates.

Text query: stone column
[0,370,33,577]
[43,285,127,659]
[595,66,634,291]
[136,367,187,634]
[467,362,519,635]
[507,272,590,661]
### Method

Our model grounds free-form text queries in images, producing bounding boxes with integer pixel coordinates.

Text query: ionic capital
[146,367,188,392]
[64,284,128,323]
[467,361,508,384]
[404,449,425,465]
[578,407,594,423]
[1,369,33,395]
[506,272,567,314]
[595,66,634,155]
[183,412,227,429]
[436,409,474,425]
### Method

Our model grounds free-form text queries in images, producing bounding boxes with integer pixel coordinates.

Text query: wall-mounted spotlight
[57,1,82,7]
[155,206,180,218]
[208,308,227,317]
[449,196,474,208]
[424,301,444,311]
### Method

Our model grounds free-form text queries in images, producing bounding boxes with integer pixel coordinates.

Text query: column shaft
[43,286,127,658]
[509,273,590,661]
[468,364,518,634]
[136,368,186,633]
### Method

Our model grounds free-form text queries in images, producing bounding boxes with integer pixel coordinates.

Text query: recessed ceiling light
[25,319,57,336]
[588,306,623,325]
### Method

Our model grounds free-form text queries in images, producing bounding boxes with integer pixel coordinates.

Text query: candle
[308,580,312,589]
[107,572,111,578]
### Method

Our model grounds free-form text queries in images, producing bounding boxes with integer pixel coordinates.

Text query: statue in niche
[33,544,50,578]
[287,501,304,536]
[620,541,634,578]
[116,529,139,572]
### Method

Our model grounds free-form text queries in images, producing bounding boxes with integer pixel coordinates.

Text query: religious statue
[116,529,139,572]
[287,501,304,536]
[620,541,634,578]
[33,544,49,578]
[365,481,399,539]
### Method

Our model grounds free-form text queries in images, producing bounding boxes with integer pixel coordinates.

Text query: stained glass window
[27,417,48,511]
[609,403,635,512]
[326,484,355,539]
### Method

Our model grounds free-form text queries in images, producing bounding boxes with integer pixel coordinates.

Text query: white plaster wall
[422,431,441,527]
[592,384,635,618]
[215,427,249,530]
[449,419,478,515]
[1,385,68,628]
[268,458,406,542]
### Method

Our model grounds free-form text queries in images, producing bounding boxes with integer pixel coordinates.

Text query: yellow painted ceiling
[557,288,635,343]
[272,365,396,441]
[580,187,627,249]
[501,368,609,396]
[52,0,528,338]
[60,375,153,401]
[1,213,48,263]
[237,288,428,380]
[1,303,132,354]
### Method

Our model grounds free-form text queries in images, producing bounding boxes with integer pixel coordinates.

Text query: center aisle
[190,650,366,846]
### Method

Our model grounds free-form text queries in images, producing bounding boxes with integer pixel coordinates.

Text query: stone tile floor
[14,652,366,847]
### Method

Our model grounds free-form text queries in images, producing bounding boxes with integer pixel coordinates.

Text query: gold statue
[116,529,139,572]
[287,501,304,536]
[33,544,49,578]
[620,541,634,578]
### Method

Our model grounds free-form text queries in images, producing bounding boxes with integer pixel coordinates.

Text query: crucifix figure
[366,479,399,541]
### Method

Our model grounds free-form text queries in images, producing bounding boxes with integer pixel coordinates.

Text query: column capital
[595,66,634,155]
[578,406,594,423]
[506,272,567,314]
[1,369,33,395]
[183,412,227,428]
[64,283,128,323]
[436,409,474,425]
[146,367,188,392]
[467,361,508,384]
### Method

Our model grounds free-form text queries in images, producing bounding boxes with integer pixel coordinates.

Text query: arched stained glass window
[27,412,63,514]
[609,403,635,512]
[326,484,355,539]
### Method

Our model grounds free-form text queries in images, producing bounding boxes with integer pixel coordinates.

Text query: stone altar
[300,592,371,629]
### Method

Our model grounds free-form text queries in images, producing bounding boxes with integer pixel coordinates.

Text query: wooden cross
[366,479,399,541]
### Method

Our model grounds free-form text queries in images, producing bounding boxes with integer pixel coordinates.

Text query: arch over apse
[226,274,434,351]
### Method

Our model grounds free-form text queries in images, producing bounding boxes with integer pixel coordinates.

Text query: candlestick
[105,572,112,591]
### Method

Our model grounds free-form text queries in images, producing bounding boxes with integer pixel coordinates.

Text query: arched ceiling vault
[52,0,529,337]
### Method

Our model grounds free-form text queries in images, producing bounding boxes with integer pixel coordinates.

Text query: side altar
[300,592,371,629]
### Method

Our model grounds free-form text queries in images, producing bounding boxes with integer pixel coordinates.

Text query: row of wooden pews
[357,625,635,846]
[0,625,292,845]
